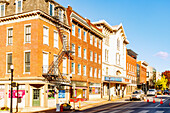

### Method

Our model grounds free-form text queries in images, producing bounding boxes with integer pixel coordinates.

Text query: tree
[155,75,168,90]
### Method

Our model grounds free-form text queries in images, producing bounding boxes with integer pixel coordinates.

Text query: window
[0,4,5,17]
[83,65,86,76]
[25,25,31,43]
[71,62,75,74]
[7,53,12,73]
[98,69,101,78]
[72,44,75,56]
[106,67,108,75]
[99,55,101,64]
[105,49,109,62]
[116,53,120,65]
[63,58,67,75]
[90,51,93,61]
[16,0,22,13]
[7,28,13,45]
[117,38,120,50]
[83,49,86,59]
[95,53,97,63]
[72,24,75,36]
[78,28,81,39]
[78,46,81,57]
[83,31,87,41]
[90,67,93,77]
[54,31,58,48]
[54,55,58,75]
[43,26,49,45]
[78,64,81,75]
[49,3,54,16]
[94,37,97,47]
[94,68,97,78]
[90,35,93,45]
[43,52,48,73]
[99,40,101,49]
[25,52,30,73]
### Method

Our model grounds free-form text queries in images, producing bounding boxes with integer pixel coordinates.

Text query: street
[73,95,170,113]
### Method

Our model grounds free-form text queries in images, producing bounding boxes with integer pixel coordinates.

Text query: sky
[56,0,170,73]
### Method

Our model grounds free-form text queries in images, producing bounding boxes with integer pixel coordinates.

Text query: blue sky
[56,0,170,72]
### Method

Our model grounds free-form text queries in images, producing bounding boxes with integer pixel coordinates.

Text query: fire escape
[42,7,73,86]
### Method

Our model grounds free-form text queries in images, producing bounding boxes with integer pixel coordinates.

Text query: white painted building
[93,20,130,99]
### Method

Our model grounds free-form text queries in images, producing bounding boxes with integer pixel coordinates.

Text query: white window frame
[90,34,93,45]
[94,37,97,47]
[16,0,23,13]
[6,52,12,74]
[83,49,87,59]
[54,30,58,48]
[95,53,97,63]
[90,51,93,61]
[78,28,81,39]
[24,24,31,44]
[78,64,81,75]
[24,50,31,74]
[43,25,49,45]
[71,62,75,74]
[98,69,101,78]
[72,24,75,36]
[7,27,13,46]
[90,67,93,77]
[83,31,87,42]
[49,2,54,16]
[72,43,75,56]
[43,51,49,74]
[0,4,5,17]
[83,65,86,76]
[78,46,81,58]
[94,68,97,78]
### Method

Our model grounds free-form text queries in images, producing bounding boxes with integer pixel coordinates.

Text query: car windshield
[133,91,140,94]
[149,89,155,91]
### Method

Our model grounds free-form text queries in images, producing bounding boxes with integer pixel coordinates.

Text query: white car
[130,90,145,101]
[147,89,157,96]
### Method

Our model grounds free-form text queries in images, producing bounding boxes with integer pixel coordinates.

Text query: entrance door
[33,89,40,106]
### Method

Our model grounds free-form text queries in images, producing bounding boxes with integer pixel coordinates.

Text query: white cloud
[155,51,169,59]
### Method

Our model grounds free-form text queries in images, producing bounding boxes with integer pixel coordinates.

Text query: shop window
[89,87,100,94]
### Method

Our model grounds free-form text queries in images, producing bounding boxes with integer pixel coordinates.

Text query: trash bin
[56,104,60,112]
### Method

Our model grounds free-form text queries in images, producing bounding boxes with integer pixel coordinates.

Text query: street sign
[58,90,65,98]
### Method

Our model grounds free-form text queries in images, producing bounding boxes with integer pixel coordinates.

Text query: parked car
[130,90,145,101]
[157,90,162,95]
[147,89,157,96]
[163,90,169,95]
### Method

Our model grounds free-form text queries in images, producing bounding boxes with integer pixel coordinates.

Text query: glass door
[32,89,40,106]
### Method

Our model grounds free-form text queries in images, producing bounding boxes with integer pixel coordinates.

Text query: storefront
[89,83,101,99]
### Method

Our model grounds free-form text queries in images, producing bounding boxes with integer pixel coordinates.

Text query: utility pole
[108,76,111,101]
[10,64,14,113]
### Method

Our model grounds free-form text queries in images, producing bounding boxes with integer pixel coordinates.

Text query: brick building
[126,49,138,95]
[0,0,72,110]
[66,6,104,100]
[137,61,148,92]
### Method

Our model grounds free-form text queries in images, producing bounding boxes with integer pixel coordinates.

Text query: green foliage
[155,75,168,90]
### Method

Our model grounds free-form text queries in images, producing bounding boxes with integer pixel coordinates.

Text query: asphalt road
[74,95,170,113]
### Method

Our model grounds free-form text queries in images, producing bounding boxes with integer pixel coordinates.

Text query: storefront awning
[75,87,87,89]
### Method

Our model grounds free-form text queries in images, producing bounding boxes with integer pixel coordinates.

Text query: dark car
[163,90,169,95]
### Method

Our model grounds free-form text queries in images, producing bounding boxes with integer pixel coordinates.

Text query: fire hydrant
[60,104,63,112]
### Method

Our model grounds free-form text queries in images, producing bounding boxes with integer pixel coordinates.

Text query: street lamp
[108,76,111,101]
[10,64,14,113]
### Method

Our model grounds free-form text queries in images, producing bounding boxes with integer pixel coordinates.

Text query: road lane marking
[138,110,149,113]
[123,110,134,113]
[156,98,169,108]
[155,111,164,113]
[109,110,121,113]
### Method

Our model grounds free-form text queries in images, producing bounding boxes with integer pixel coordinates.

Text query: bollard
[155,95,157,98]
[60,104,63,112]
[160,98,163,104]
[153,98,155,103]
[147,98,149,102]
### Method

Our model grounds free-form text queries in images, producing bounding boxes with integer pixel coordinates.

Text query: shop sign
[9,90,25,98]
[48,90,55,99]
[105,77,122,82]
[58,90,65,98]
[71,81,87,87]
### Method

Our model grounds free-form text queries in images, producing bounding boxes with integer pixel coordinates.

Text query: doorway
[32,89,40,106]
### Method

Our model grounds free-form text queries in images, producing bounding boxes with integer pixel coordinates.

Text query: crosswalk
[96,110,165,113]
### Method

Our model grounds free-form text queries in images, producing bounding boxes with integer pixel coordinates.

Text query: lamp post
[108,76,111,101]
[10,64,14,113]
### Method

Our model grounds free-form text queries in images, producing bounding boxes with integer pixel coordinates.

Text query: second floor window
[94,68,97,78]
[16,0,22,13]
[43,26,49,45]
[25,52,30,72]
[98,69,101,78]
[78,46,81,57]
[72,44,75,56]
[25,25,31,43]
[90,67,93,77]
[78,64,81,75]
[7,53,12,73]
[7,28,13,45]
[0,4,5,17]
[72,24,75,36]
[54,31,58,48]
[83,65,86,76]
[71,62,75,74]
